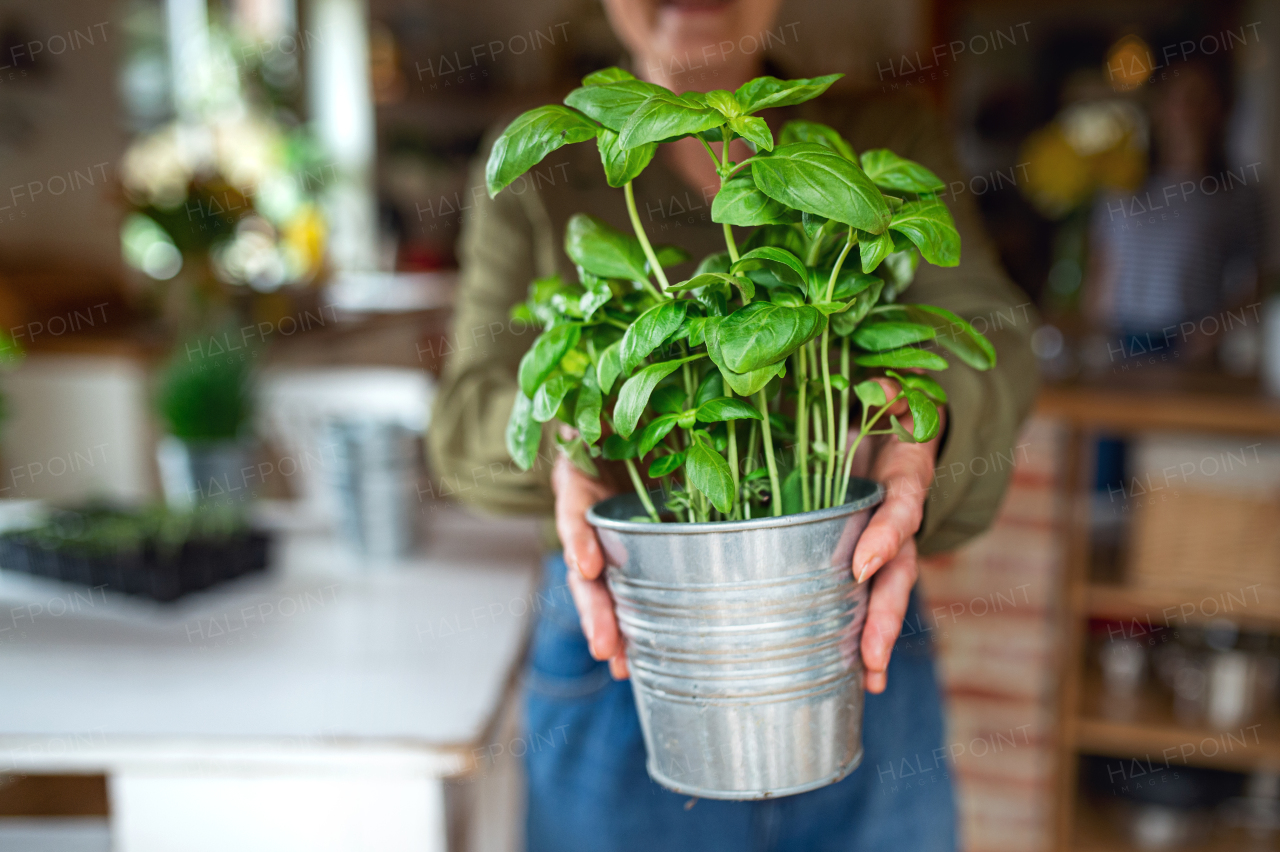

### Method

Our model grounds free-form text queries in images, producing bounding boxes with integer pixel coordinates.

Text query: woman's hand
[850,379,945,694]
[552,454,629,679]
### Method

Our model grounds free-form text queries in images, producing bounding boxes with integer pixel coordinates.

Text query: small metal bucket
[586,477,883,800]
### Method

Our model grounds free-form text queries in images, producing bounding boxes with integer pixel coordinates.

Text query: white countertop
[0,504,543,774]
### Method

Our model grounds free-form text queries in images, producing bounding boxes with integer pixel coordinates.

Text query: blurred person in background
[1085,58,1264,358]
[428,0,1037,849]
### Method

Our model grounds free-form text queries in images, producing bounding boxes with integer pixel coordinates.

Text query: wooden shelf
[1076,669,1280,774]
[1084,583,1280,631]
[1038,383,1280,437]
[1072,797,1271,851]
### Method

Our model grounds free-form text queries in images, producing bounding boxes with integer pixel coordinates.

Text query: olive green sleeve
[426,158,558,515]
[878,101,1041,555]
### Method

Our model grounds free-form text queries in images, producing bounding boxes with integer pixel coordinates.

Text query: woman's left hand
[849,379,945,694]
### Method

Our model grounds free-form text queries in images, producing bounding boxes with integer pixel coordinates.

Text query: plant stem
[839,392,906,497]
[624,181,671,294]
[835,337,850,505]
[755,390,782,517]
[811,398,824,509]
[725,388,740,519]
[796,347,810,513]
[819,230,856,508]
[717,130,740,263]
[624,458,660,522]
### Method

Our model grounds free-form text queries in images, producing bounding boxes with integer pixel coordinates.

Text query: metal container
[326,418,419,560]
[587,477,883,800]
[156,436,253,512]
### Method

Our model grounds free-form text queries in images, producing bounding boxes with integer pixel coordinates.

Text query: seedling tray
[0,508,271,602]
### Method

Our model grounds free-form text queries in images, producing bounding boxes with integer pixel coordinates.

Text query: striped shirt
[1090,167,1262,332]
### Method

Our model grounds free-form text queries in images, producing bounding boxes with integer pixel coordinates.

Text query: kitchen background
[0,0,1277,850]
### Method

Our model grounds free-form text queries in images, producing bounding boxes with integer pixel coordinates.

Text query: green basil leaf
[517,323,580,397]
[730,246,809,289]
[729,115,773,152]
[696,252,731,275]
[556,432,599,477]
[905,389,941,442]
[618,92,725,149]
[532,374,576,422]
[888,414,916,443]
[597,339,623,394]
[696,397,763,423]
[683,273,753,303]
[486,106,599,197]
[878,248,921,299]
[859,149,945,193]
[654,246,690,268]
[620,300,689,374]
[859,229,895,273]
[811,300,850,315]
[781,466,803,515]
[853,379,887,408]
[851,321,937,351]
[854,347,950,371]
[831,279,885,336]
[734,73,842,113]
[686,316,710,347]
[565,79,669,131]
[716,301,825,372]
[564,213,650,282]
[778,120,856,160]
[575,365,603,444]
[505,390,540,470]
[905,305,997,370]
[751,143,891,233]
[694,369,723,406]
[889,199,960,267]
[711,173,795,226]
[649,384,686,415]
[769,286,807,307]
[638,413,680,455]
[703,318,787,397]
[582,66,636,86]
[676,409,697,429]
[686,437,734,513]
[886,369,948,403]
[741,223,806,256]
[602,432,639,460]
[648,451,685,478]
[829,374,849,391]
[578,274,612,320]
[613,355,702,438]
[801,211,829,242]
[704,90,742,118]
[825,267,878,301]
[596,128,657,188]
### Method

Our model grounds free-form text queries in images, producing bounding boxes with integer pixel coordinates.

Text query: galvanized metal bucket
[586,477,884,800]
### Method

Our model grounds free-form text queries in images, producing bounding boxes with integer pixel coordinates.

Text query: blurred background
[0,0,1277,850]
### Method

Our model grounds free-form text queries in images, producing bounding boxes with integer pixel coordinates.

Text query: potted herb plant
[488,69,995,799]
[155,333,256,511]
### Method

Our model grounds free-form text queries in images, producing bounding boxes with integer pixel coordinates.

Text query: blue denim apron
[524,553,956,852]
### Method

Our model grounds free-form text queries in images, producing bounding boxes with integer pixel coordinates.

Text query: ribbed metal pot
[586,477,883,800]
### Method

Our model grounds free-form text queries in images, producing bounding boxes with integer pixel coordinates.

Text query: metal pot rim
[587,476,884,535]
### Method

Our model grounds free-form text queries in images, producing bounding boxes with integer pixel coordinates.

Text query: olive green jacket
[427,91,1039,556]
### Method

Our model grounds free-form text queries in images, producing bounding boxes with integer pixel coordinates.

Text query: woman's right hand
[552,454,629,679]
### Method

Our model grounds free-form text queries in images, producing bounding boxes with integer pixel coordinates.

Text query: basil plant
[492,68,995,523]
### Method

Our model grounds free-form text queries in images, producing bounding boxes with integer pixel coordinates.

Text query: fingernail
[855,555,882,583]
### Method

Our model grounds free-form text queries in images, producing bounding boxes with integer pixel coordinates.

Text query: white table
[0,505,543,852]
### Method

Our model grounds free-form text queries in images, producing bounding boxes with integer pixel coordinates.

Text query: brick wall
[918,416,1065,852]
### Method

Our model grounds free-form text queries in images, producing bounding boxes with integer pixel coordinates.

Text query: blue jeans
[524,554,956,852]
